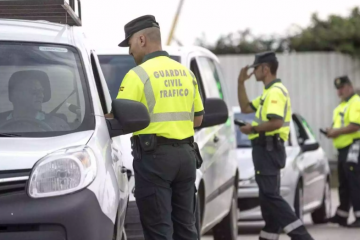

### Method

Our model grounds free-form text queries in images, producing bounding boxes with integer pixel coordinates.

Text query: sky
[81,0,360,49]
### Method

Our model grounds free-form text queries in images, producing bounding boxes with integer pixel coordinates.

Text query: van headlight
[28,146,97,198]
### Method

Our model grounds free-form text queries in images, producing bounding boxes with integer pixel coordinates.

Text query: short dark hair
[265,61,278,75]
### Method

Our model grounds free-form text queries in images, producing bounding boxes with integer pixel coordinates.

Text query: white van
[0,2,147,240]
[98,46,239,239]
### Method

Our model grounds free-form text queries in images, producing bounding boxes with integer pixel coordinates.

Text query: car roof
[0,19,80,46]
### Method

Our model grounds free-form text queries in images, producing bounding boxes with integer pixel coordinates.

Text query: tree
[196,7,360,58]
[196,29,286,55]
[289,7,360,57]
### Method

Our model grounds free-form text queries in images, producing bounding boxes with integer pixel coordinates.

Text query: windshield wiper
[0,133,22,137]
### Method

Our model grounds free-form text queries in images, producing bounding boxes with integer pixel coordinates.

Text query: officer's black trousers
[335,144,360,220]
[133,143,198,240]
[252,145,313,240]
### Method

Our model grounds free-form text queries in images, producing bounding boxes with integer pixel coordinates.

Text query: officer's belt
[132,135,194,145]
[157,136,194,145]
[251,134,284,146]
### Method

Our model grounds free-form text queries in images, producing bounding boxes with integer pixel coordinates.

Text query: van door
[196,55,235,226]
[292,114,323,207]
[186,55,218,227]
[294,114,326,206]
[90,51,128,201]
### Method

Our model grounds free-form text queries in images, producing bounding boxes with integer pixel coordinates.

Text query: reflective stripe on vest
[132,65,196,123]
[254,85,290,127]
[339,105,348,127]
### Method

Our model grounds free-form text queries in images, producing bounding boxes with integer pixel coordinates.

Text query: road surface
[202,189,358,240]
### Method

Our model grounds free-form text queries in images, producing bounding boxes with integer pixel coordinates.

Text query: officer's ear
[139,34,146,47]
[263,64,271,75]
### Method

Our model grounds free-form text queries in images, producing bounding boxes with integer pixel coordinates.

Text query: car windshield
[98,54,181,99]
[0,42,93,137]
[235,112,255,148]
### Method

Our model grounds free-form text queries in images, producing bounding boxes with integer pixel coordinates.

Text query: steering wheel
[0,118,53,132]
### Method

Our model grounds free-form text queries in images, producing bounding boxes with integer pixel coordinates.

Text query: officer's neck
[144,45,162,56]
[262,75,277,87]
[342,91,355,102]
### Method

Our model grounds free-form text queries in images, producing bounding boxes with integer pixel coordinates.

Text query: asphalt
[202,189,359,240]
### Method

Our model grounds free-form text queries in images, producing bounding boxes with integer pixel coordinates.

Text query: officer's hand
[326,128,340,138]
[240,124,252,135]
[238,66,254,84]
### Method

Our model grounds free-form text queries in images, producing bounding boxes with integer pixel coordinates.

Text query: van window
[190,58,206,103]
[91,54,108,114]
[197,57,222,99]
[0,42,94,137]
[99,54,181,99]
[292,114,313,145]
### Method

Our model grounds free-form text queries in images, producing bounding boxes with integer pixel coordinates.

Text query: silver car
[233,107,332,224]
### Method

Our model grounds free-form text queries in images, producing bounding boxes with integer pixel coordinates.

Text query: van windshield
[235,112,255,148]
[0,42,94,137]
[99,54,181,99]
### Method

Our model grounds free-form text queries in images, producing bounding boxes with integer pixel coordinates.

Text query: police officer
[115,15,204,240]
[325,76,360,228]
[237,51,314,240]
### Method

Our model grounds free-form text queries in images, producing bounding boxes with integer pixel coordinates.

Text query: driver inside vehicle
[0,70,70,132]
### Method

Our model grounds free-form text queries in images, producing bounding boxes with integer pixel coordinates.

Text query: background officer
[237,51,314,240]
[325,76,360,228]
[114,15,204,240]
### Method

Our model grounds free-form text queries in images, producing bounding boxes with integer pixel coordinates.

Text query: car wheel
[294,181,304,221]
[311,180,332,224]
[213,185,238,240]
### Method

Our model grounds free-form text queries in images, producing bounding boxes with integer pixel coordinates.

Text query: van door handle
[213,135,220,143]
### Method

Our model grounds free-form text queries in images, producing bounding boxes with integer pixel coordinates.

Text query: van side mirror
[301,139,319,152]
[106,99,150,137]
[198,98,228,129]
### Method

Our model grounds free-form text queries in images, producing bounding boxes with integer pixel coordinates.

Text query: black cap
[249,51,278,68]
[118,15,160,47]
[334,76,352,89]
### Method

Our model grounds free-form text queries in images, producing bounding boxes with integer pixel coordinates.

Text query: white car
[233,106,332,224]
[0,1,145,240]
[97,46,239,239]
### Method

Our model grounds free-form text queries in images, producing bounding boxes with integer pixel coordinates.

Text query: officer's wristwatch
[250,126,257,134]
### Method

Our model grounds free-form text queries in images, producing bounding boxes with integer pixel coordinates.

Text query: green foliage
[289,7,360,57]
[196,7,360,58]
[195,29,286,55]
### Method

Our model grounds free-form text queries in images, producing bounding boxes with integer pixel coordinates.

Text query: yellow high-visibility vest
[332,94,360,149]
[117,51,204,140]
[249,80,291,142]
